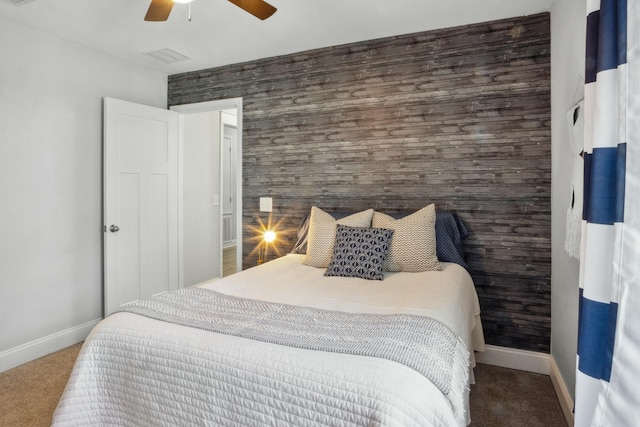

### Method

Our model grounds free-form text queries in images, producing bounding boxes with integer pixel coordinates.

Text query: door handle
[109,225,120,233]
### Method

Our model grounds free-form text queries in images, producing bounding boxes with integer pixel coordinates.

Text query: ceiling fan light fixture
[227,0,276,20]
[0,0,37,5]
[145,0,276,22]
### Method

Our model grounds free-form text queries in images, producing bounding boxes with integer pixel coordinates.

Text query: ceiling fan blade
[227,0,277,20]
[145,0,174,21]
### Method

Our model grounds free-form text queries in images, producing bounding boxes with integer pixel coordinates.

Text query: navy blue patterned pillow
[324,225,394,281]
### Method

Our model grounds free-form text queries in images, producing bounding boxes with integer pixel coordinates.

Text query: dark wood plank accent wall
[168,13,551,353]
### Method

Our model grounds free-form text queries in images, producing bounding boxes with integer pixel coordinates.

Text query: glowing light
[263,230,276,243]
[248,213,298,264]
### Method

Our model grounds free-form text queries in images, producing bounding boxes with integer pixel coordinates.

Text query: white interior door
[222,127,235,217]
[222,119,237,246]
[104,97,180,316]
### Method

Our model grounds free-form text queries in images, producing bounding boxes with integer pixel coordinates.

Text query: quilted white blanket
[53,255,484,427]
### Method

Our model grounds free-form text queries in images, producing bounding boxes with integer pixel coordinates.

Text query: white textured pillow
[372,204,441,272]
[303,207,374,268]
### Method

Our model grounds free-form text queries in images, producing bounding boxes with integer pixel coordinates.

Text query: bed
[53,205,485,426]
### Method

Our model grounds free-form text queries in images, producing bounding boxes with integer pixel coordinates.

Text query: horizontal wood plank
[169,13,551,353]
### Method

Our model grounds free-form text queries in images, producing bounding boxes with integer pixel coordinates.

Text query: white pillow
[303,207,374,268]
[372,204,441,272]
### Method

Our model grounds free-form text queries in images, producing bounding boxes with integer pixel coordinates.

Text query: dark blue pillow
[433,211,469,269]
[292,209,469,269]
[324,225,394,281]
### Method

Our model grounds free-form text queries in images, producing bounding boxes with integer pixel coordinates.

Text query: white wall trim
[475,344,550,375]
[550,355,575,427]
[0,318,101,373]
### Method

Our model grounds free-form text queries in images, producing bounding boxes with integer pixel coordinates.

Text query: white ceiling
[0,0,554,75]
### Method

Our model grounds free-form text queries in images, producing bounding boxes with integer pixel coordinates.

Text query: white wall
[182,111,221,286]
[0,16,167,370]
[550,0,586,401]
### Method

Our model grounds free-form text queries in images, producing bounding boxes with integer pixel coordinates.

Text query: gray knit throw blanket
[121,287,470,424]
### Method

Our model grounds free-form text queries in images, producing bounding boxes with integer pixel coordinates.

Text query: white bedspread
[53,254,484,426]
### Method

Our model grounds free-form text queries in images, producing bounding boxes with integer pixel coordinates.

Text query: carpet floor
[0,343,82,427]
[469,363,567,426]
[0,344,567,426]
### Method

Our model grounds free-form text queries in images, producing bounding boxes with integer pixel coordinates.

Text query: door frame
[171,98,243,282]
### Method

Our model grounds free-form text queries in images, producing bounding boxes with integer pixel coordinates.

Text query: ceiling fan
[144,0,277,22]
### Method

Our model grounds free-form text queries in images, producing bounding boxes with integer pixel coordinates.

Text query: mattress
[53,254,484,426]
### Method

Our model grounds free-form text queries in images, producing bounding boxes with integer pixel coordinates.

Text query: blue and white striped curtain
[575,0,640,425]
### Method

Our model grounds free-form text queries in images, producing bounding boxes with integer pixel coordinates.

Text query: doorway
[171,98,243,284]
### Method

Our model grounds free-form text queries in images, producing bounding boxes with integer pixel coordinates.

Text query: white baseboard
[475,344,550,375]
[550,355,575,427]
[0,318,101,373]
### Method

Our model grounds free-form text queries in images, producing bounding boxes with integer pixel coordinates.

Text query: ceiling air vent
[145,48,190,64]
[1,0,37,5]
